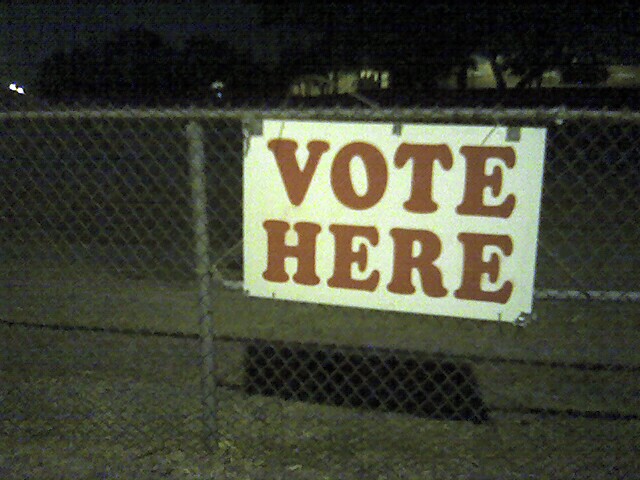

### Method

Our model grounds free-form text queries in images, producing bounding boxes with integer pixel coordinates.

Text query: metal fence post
[187,120,217,451]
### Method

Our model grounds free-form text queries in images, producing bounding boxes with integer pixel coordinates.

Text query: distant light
[9,82,26,95]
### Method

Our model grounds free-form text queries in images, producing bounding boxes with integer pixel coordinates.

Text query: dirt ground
[1,249,639,479]
[2,324,639,480]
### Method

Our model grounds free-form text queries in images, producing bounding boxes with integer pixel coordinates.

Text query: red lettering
[394,143,453,213]
[267,139,330,206]
[262,220,321,285]
[456,146,516,218]
[330,142,388,210]
[327,224,380,291]
[454,233,513,304]
[387,228,447,297]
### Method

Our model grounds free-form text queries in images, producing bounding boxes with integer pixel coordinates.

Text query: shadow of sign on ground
[244,342,489,424]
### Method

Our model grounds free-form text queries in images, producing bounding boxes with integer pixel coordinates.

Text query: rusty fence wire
[1,105,639,479]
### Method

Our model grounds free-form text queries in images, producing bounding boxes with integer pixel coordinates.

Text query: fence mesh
[1,105,639,478]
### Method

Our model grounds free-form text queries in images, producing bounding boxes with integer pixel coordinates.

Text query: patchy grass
[2,349,639,479]
[1,245,639,478]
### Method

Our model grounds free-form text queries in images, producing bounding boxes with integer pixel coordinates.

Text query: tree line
[35,2,634,104]
[35,27,280,103]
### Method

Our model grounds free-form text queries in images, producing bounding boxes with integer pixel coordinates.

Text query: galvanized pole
[186,121,217,451]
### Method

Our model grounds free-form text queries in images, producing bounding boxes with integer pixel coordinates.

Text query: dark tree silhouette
[35,3,636,103]
[560,57,610,85]
[35,27,261,104]
[260,2,627,93]
[35,27,177,103]
[35,50,74,99]
[97,27,174,100]
[178,33,253,98]
[472,2,621,89]
[260,3,471,96]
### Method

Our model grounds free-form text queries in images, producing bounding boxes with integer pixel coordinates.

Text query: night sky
[0,2,272,89]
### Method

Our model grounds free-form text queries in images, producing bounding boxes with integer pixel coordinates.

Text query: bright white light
[8,82,26,95]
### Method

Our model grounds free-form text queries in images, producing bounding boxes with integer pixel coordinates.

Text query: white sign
[243,120,546,322]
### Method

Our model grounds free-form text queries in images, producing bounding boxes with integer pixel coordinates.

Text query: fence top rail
[1,106,639,123]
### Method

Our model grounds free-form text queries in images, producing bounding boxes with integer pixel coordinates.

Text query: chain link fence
[1,104,639,478]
